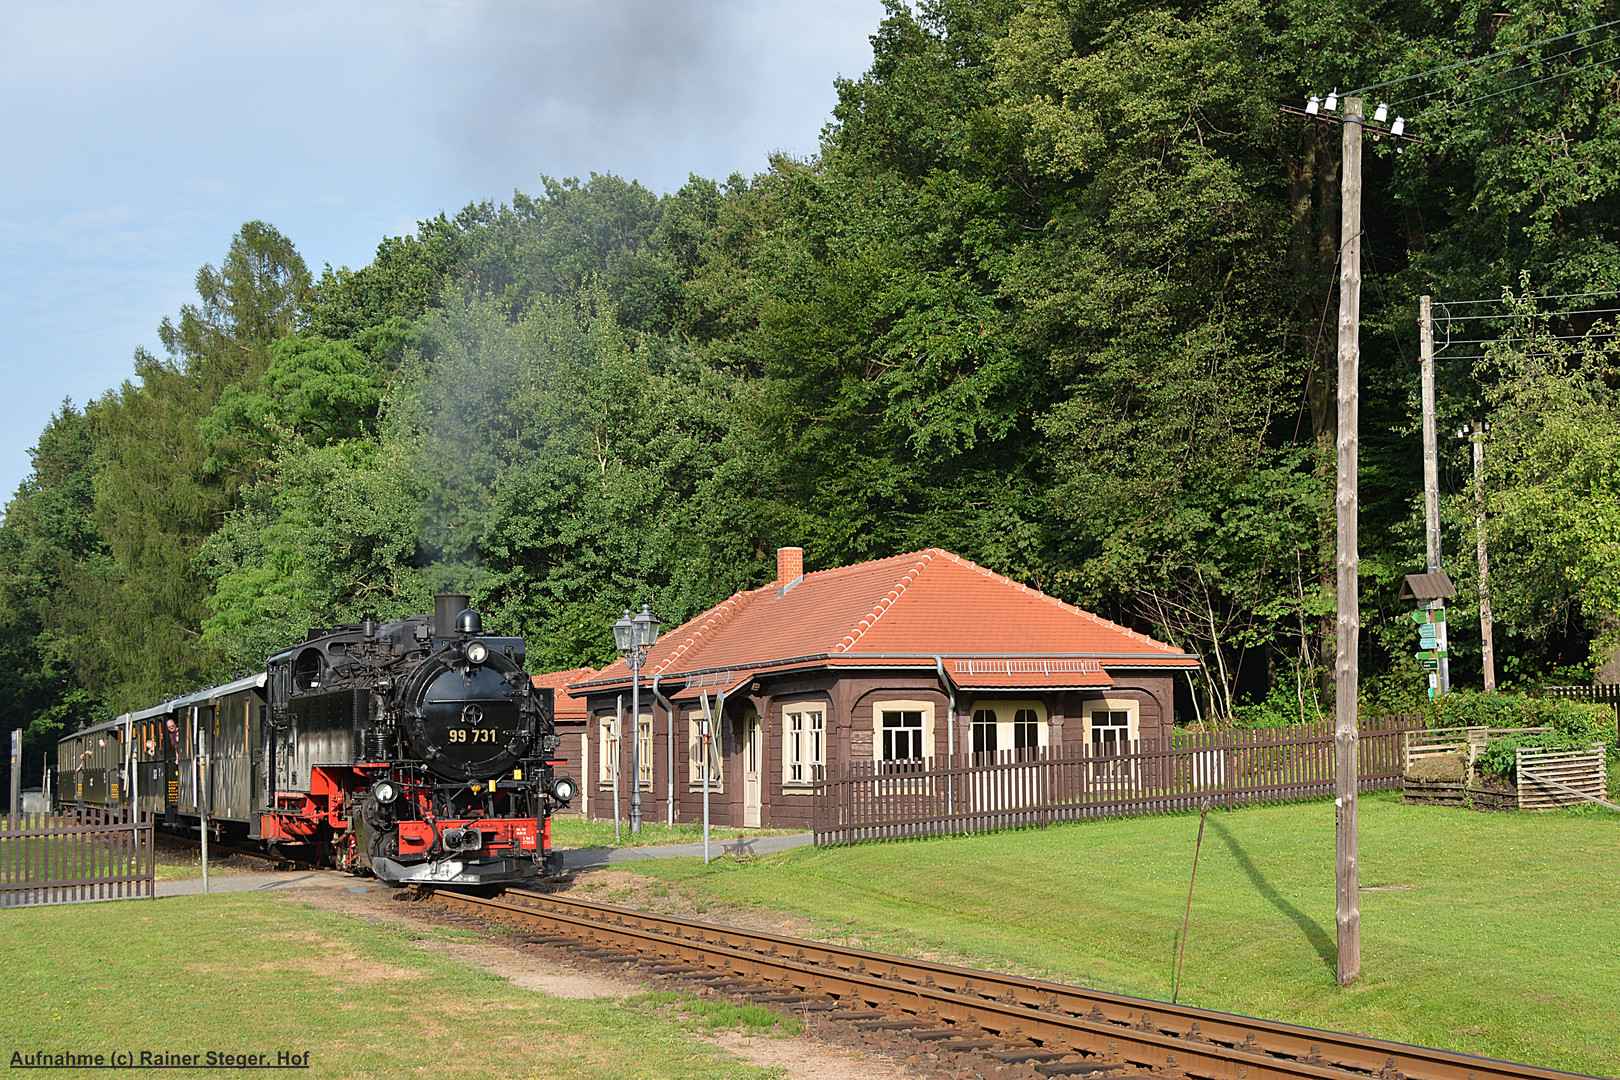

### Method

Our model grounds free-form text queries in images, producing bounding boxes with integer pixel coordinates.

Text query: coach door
[742,713,762,828]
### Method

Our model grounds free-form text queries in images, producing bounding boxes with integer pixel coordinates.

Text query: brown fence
[1,808,155,907]
[812,716,1420,846]
[1540,684,1620,743]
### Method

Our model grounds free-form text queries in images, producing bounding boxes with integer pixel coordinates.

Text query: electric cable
[1345,18,1620,97]
[1424,52,1620,115]
[1432,290,1620,305]
[1390,36,1620,109]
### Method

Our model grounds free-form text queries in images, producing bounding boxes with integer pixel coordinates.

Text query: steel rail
[429,889,1597,1080]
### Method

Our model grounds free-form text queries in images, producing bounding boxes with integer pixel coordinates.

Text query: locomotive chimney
[433,594,469,637]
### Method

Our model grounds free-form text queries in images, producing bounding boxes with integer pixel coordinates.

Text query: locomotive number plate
[448,728,497,744]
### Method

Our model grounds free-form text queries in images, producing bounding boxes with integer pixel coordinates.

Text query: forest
[6,0,1620,785]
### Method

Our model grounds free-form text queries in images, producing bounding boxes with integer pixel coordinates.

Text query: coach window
[783,705,826,790]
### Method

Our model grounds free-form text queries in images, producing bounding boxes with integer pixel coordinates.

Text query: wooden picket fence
[1515,746,1609,811]
[0,807,155,907]
[1539,684,1620,743]
[812,716,1420,846]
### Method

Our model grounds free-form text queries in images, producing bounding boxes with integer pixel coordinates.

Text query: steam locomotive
[55,594,578,886]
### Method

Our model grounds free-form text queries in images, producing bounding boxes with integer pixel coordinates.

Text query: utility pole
[1333,96,1363,988]
[1473,422,1496,690]
[1418,297,1450,696]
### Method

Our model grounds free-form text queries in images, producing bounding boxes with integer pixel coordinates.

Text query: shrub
[1443,693,1615,780]
[1428,691,1612,740]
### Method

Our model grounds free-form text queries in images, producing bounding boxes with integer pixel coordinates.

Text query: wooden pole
[1172,799,1211,1004]
[1419,297,1449,696]
[1334,96,1363,987]
[1474,423,1497,691]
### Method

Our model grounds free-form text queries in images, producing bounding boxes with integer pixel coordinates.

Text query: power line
[1345,18,1620,97]
[1433,305,1620,320]
[1392,36,1620,109]
[1431,290,1620,306]
[1440,332,1620,345]
[1426,52,1620,114]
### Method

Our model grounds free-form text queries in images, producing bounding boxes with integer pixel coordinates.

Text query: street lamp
[613,603,660,833]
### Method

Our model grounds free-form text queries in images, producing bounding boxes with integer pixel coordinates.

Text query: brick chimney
[776,546,804,587]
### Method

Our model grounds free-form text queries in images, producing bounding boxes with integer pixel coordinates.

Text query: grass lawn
[549,816,803,849]
[0,894,791,1080]
[613,792,1620,1075]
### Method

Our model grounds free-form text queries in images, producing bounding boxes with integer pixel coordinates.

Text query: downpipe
[652,673,677,826]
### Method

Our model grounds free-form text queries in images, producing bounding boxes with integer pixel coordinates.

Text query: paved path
[557,832,814,870]
[145,833,815,895]
[155,870,354,898]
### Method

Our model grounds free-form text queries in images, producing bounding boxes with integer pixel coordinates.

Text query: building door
[742,714,762,828]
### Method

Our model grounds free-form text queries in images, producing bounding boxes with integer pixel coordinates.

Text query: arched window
[1012,709,1041,761]
[972,709,998,761]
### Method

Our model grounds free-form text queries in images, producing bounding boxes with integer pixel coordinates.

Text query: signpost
[1403,575,1457,696]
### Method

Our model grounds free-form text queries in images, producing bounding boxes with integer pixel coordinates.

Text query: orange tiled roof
[531,667,596,722]
[578,550,1193,692]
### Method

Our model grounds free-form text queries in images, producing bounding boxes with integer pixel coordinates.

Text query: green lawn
[612,792,1620,1076]
[550,816,803,849]
[0,895,790,1080]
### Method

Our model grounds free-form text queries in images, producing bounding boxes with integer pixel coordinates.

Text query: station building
[559,548,1198,830]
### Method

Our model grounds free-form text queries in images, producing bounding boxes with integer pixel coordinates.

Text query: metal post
[700,692,713,864]
[1334,96,1363,987]
[197,709,208,895]
[630,653,643,835]
[612,694,622,843]
[1473,423,1496,691]
[9,729,20,821]
[1419,296,1450,695]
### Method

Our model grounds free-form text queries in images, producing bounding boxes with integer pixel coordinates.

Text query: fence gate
[0,808,155,907]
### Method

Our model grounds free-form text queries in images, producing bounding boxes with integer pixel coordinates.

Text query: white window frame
[597,715,618,788]
[637,713,653,792]
[782,704,827,791]
[872,699,935,766]
[687,712,723,792]
[1083,698,1139,778]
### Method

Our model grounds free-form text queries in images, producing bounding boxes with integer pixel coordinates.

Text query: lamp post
[613,604,660,834]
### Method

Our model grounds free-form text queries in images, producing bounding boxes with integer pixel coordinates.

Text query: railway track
[427,887,1599,1080]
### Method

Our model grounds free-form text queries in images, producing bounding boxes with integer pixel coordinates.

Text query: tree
[61,223,311,707]
[0,402,107,789]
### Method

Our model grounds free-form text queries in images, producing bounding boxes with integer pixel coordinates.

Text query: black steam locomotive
[55,594,577,886]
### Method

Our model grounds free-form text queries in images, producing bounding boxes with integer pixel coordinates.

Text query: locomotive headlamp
[550,776,578,803]
[466,640,490,665]
[372,780,399,805]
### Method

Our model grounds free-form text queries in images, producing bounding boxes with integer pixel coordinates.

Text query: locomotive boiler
[57,594,577,887]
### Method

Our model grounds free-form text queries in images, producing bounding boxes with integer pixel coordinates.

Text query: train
[54,594,578,887]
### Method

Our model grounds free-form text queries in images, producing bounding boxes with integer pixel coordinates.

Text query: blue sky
[0,0,884,502]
